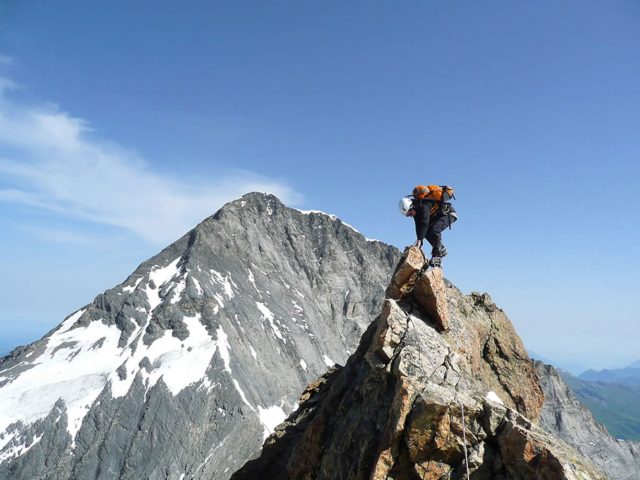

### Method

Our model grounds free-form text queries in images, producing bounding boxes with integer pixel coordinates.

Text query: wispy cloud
[16,224,103,246]
[0,74,301,245]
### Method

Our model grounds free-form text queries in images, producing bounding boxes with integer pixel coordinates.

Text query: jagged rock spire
[232,247,605,479]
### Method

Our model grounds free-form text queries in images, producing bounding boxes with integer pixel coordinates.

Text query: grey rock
[536,360,640,480]
[0,193,399,480]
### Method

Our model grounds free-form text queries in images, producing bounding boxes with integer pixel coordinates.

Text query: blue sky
[1,1,638,370]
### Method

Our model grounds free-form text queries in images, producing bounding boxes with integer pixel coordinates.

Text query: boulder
[385,246,424,299]
[412,267,450,331]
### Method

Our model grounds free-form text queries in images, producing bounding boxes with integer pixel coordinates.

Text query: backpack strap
[439,185,453,229]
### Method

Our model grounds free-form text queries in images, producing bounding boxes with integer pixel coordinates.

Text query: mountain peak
[0,194,400,479]
[240,191,283,202]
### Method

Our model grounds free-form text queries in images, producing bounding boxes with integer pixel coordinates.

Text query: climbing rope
[459,399,470,480]
[403,248,471,479]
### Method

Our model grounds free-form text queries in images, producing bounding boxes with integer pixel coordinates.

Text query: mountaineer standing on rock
[399,185,457,266]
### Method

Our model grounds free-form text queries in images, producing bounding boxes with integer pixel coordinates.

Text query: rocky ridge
[0,193,629,479]
[233,247,605,479]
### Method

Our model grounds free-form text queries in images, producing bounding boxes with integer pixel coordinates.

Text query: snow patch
[292,300,303,313]
[57,308,86,334]
[170,277,187,305]
[296,209,363,235]
[122,277,143,294]
[297,209,337,218]
[0,430,17,454]
[256,302,285,342]
[110,314,221,398]
[232,379,255,411]
[210,270,235,299]
[0,432,43,463]
[258,405,286,440]
[249,346,257,361]
[250,262,267,276]
[247,270,262,299]
[192,277,203,296]
[144,257,182,311]
[216,326,232,374]
[299,359,307,372]
[323,355,335,367]
[338,220,360,234]
[486,391,504,405]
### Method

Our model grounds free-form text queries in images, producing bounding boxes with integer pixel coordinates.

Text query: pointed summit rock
[386,246,449,331]
[232,253,605,479]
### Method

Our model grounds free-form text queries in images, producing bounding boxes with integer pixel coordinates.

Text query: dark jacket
[412,198,457,241]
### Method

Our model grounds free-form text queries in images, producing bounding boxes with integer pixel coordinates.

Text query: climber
[399,185,457,267]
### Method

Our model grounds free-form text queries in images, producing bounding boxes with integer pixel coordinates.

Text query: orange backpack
[412,185,455,202]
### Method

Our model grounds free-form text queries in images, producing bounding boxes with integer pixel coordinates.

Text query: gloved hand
[413,239,423,248]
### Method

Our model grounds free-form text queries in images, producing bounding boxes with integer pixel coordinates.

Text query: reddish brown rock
[385,246,425,299]
[370,379,415,480]
[365,300,408,367]
[412,267,450,331]
[414,460,452,480]
[498,408,607,480]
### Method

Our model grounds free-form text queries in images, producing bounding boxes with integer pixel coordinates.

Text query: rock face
[232,248,605,480]
[0,193,400,480]
[536,361,640,480]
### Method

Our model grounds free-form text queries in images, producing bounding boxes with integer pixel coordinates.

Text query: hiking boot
[432,246,447,258]
[430,257,442,268]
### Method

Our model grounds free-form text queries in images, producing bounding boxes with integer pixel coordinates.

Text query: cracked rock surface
[232,247,605,480]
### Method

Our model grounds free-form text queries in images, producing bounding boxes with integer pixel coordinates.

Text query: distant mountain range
[559,370,640,442]
[579,362,640,385]
[528,357,640,442]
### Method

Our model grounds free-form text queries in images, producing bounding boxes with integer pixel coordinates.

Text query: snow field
[1,254,301,462]
[257,405,287,440]
[0,315,121,442]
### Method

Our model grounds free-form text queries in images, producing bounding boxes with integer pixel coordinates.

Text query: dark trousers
[426,215,455,256]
